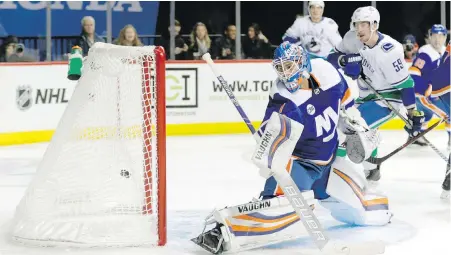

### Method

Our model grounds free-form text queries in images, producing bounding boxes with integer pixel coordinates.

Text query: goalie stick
[200,53,385,255]
[359,77,449,165]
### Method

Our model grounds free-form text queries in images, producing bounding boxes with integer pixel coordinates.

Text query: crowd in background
[0,15,273,62]
[0,9,447,63]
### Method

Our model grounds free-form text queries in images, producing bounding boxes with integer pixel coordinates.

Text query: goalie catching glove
[339,107,381,164]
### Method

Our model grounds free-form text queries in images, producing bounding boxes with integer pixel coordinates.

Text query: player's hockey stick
[358,77,449,165]
[366,118,444,164]
[202,53,385,255]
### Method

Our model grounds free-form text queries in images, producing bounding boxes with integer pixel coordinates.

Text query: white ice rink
[0,130,450,255]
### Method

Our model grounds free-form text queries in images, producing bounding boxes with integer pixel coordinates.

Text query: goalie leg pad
[322,157,392,226]
[192,193,316,254]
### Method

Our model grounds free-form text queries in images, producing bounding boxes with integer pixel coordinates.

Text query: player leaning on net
[282,1,342,58]
[327,6,425,183]
[192,42,392,254]
[407,25,450,148]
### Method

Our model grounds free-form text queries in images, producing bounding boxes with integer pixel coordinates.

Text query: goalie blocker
[192,113,392,254]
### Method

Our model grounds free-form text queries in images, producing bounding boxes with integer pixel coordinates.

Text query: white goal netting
[11,43,166,247]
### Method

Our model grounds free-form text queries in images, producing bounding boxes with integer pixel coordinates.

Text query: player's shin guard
[192,193,315,254]
[322,157,392,226]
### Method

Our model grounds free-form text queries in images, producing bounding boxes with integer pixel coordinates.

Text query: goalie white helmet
[350,6,380,31]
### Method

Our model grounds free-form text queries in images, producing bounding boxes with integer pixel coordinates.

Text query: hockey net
[11,43,167,247]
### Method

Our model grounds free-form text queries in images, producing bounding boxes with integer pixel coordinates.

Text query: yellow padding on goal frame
[0,118,446,146]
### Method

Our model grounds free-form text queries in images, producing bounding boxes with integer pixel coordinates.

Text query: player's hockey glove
[339,54,362,80]
[404,110,425,136]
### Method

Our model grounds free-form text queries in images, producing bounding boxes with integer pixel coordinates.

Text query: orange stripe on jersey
[424,84,432,97]
[431,85,451,96]
[341,87,352,106]
[408,66,422,76]
[419,97,448,119]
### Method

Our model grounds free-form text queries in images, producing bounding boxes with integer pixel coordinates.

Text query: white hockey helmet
[309,1,325,8]
[350,6,380,31]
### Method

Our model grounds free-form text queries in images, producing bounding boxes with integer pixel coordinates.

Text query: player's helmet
[272,42,312,93]
[430,24,448,36]
[350,6,380,31]
[309,1,324,8]
[429,24,448,50]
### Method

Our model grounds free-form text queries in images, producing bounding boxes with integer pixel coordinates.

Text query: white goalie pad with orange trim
[199,193,315,253]
[252,112,304,179]
[322,156,393,226]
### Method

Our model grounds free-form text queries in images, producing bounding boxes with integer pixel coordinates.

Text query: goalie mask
[272,42,312,93]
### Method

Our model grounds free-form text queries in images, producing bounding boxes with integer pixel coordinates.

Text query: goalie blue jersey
[257,58,354,164]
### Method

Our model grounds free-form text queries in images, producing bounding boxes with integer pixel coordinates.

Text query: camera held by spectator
[403,34,419,62]
[0,36,35,62]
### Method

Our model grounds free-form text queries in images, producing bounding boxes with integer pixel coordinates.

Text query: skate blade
[191,237,221,254]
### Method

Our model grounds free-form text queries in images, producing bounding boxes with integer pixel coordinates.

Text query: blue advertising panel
[0,1,159,37]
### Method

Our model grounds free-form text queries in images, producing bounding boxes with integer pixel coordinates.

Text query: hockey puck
[120,169,130,178]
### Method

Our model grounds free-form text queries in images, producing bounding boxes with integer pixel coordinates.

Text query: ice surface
[0,130,449,255]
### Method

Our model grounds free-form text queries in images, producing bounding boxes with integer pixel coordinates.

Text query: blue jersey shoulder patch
[381,42,394,52]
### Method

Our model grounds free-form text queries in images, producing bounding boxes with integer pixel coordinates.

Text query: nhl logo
[16,85,32,111]
[313,88,320,95]
[307,104,316,115]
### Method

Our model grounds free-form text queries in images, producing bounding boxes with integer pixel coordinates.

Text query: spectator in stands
[242,23,272,59]
[115,24,143,46]
[0,35,18,62]
[187,22,211,60]
[155,20,188,60]
[403,34,419,62]
[212,24,240,59]
[0,35,34,62]
[75,16,105,56]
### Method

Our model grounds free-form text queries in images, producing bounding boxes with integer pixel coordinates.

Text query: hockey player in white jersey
[283,1,342,58]
[192,42,392,254]
[327,6,425,182]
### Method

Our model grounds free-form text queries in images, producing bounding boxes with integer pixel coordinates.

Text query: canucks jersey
[331,31,416,109]
[409,44,446,96]
[283,16,342,58]
[257,58,353,164]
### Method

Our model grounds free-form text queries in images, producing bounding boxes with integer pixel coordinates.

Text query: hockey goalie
[192,42,392,254]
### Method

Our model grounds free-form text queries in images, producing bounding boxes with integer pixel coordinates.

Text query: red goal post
[11,43,167,247]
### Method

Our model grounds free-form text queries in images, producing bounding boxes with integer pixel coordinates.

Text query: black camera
[15,43,24,54]
[404,43,413,52]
